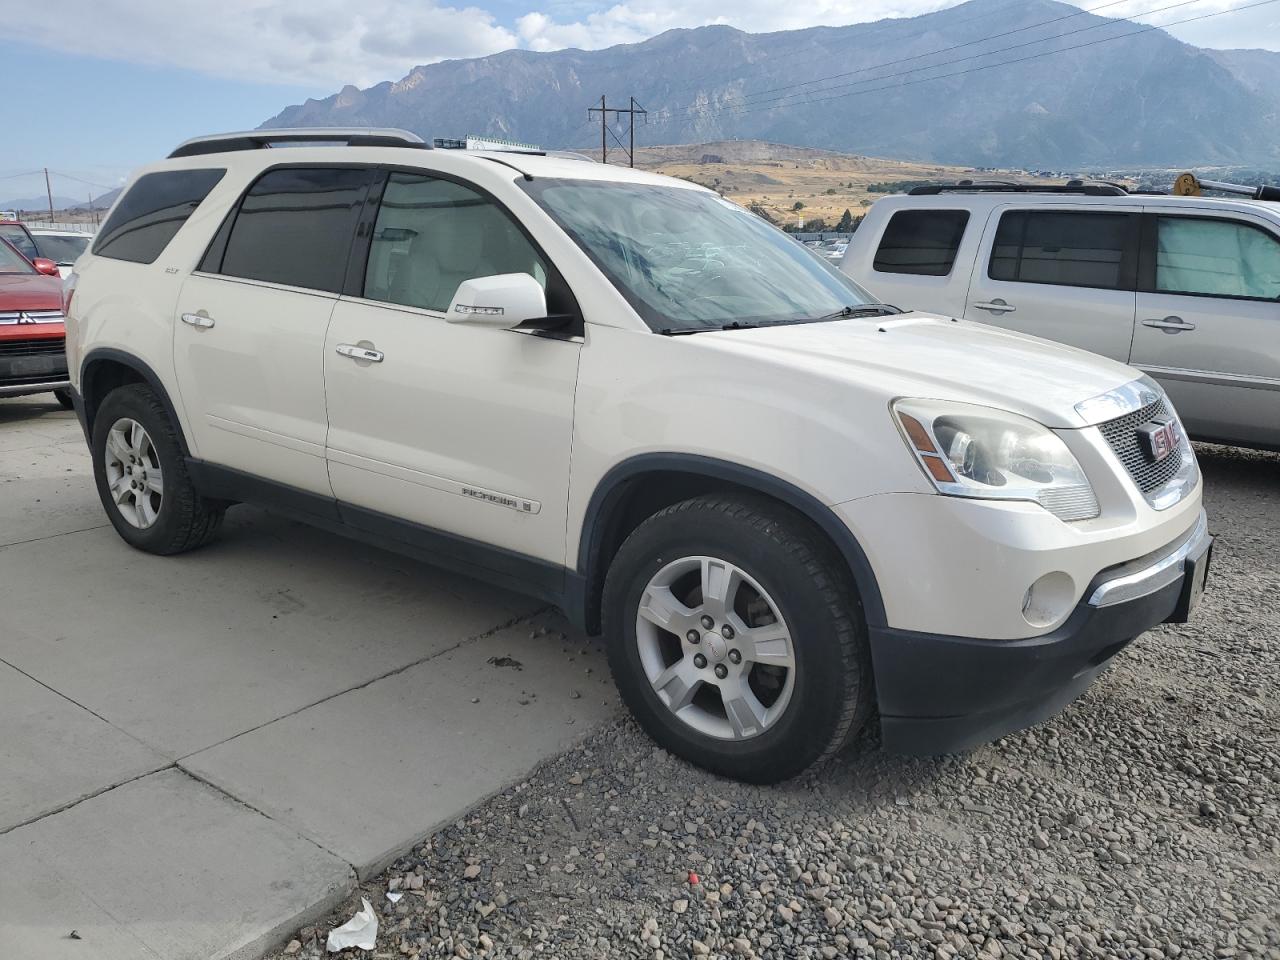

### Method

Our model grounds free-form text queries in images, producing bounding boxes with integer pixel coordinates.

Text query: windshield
[523,179,878,332]
[0,238,35,274]
[0,224,38,261]
[34,233,90,264]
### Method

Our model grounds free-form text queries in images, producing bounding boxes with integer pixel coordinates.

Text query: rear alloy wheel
[102,417,165,529]
[604,495,873,783]
[91,383,224,554]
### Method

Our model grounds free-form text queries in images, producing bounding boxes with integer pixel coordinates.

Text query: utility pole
[586,96,648,167]
[44,168,54,222]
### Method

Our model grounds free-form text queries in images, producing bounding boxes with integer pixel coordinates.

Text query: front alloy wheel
[637,556,795,740]
[603,495,874,783]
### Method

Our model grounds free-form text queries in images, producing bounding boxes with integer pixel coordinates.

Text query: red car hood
[0,272,63,311]
[0,273,65,342]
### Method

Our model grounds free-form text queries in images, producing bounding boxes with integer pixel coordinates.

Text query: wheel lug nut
[693,654,707,669]
[714,664,728,679]
[728,649,741,664]
[721,624,735,640]
[700,615,714,629]
[686,630,700,643]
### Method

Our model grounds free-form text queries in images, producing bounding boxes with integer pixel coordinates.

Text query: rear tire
[53,389,74,410]
[91,384,224,555]
[602,495,873,783]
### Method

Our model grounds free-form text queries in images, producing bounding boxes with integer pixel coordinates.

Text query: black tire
[53,389,74,410]
[602,495,874,783]
[91,383,224,555]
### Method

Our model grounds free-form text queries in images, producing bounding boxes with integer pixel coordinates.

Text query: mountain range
[263,0,1280,169]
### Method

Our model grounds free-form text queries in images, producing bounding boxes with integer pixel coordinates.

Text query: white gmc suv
[65,129,1211,783]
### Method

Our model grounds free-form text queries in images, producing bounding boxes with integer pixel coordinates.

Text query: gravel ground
[270,444,1279,960]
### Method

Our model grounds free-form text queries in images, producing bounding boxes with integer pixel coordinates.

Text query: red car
[0,220,62,277]
[0,236,71,407]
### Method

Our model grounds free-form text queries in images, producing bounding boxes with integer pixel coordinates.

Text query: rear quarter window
[873,209,970,277]
[93,169,226,264]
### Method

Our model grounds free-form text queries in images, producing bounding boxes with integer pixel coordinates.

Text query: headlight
[893,399,1099,522]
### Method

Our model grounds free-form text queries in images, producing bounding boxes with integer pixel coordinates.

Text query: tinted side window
[1155,217,1280,300]
[0,224,38,260]
[93,169,225,264]
[220,167,371,293]
[990,210,1134,290]
[873,210,969,276]
[363,173,546,312]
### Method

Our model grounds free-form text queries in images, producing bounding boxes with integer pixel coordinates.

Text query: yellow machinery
[1172,172,1280,201]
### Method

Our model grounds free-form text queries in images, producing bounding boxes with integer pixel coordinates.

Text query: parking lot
[2,395,1278,960]
[0,396,617,960]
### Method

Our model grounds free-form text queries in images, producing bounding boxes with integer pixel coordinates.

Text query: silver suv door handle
[971,299,1015,314]
[335,343,384,363]
[180,312,215,329]
[1142,316,1196,333]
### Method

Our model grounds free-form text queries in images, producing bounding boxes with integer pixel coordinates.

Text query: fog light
[1021,572,1075,629]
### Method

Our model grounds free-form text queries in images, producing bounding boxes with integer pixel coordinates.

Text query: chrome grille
[1098,397,1184,493]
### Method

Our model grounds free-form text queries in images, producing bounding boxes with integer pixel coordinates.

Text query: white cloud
[0,0,1271,92]
[517,0,958,52]
[0,0,518,87]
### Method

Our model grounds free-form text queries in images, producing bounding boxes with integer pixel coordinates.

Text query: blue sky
[1,0,1276,207]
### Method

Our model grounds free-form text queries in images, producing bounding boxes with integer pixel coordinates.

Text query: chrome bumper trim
[0,379,70,397]
[1088,510,1209,608]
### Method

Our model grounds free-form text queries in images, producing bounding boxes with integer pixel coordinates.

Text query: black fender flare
[79,348,192,457]
[573,453,887,631]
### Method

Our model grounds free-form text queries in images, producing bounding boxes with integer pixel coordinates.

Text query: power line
[720,0,1143,110]
[648,0,1278,126]
[721,0,1206,113]
[660,0,1032,99]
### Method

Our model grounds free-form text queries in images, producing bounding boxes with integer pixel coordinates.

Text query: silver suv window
[1155,216,1280,301]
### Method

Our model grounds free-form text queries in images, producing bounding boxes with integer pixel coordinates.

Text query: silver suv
[841,182,1280,451]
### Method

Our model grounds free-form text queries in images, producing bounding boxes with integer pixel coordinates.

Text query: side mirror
[33,257,60,277]
[447,273,546,329]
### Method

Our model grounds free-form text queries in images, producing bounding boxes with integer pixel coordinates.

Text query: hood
[0,272,64,312]
[696,312,1139,430]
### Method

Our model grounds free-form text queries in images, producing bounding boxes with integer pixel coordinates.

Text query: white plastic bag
[326,897,378,952]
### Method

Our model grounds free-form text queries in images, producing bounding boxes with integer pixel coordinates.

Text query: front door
[323,170,581,567]
[964,206,1139,361]
[1131,210,1280,448]
[173,166,373,495]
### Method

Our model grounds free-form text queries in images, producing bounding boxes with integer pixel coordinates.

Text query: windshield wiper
[808,304,903,322]
[659,321,759,336]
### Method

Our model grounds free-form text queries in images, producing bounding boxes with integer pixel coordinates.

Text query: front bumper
[871,510,1212,755]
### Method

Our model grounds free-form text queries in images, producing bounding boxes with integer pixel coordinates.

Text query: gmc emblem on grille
[1137,417,1182,462]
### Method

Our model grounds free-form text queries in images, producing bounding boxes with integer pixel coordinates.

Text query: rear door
[964,206,1139,361]
[173,165,373,495]
[1131,209,1280,448]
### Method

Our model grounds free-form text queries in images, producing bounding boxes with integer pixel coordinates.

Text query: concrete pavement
[0,395,618,959]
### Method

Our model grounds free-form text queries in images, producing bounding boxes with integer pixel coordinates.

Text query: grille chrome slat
[1098,397,1185,494]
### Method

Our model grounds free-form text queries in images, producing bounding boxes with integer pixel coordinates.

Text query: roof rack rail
[908,179,1128,197]
[168,128,428,159]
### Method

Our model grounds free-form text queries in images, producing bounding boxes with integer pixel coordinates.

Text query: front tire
[91,384,224,554]
[53,389,74,410]
[602,495,873,783]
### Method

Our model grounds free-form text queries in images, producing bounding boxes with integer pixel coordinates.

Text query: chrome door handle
[972,299,1015,314]
[335,343,384,363]
[1142,316,1196,333]
[180,312,215,329]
